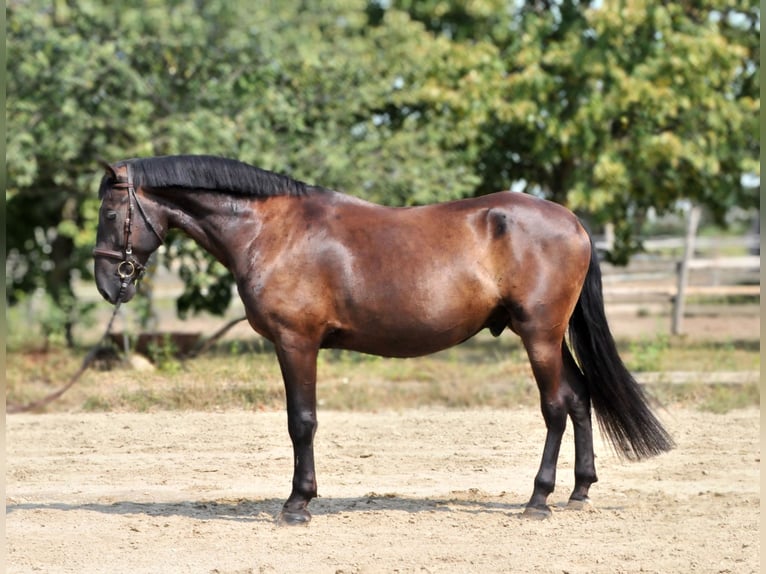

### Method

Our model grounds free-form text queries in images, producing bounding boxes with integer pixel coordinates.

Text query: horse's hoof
[522,505,552,520]
[277,508,312,526]
[566,498,594,512]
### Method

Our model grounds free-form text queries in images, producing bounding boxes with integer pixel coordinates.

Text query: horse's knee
[288,409,317,443]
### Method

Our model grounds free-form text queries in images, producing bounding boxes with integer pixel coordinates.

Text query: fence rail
[595,233,760,252]
[685,256,760,270]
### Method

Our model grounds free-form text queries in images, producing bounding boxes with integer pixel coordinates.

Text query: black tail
[567,240,674,460]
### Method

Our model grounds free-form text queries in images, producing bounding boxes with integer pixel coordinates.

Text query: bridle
[7,165,166,413]
[92,163,164,298]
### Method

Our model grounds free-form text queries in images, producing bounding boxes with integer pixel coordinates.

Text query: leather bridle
[92,164,164,294]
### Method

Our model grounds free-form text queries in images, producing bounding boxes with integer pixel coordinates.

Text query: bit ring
[117,260,136,279]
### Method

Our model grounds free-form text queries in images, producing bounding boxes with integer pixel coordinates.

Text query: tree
[7,0,158,343]
[396,0,760,262]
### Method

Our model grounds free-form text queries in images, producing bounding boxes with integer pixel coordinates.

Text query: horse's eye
[105,211,118,221]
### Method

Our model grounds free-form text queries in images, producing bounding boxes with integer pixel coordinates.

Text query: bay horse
[93,155,673,524]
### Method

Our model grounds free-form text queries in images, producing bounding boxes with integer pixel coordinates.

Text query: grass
[648,382,761,414]
[6,327,759,415]
[623,333,760,373]
[686,293,760,306]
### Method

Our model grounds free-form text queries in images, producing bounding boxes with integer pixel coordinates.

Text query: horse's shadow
[6,494,528,524]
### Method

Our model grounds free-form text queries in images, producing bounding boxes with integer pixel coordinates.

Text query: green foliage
[472,1,758,263]
[146,334,182,374]
[6,0,760,334]
[627,332,671,372]
[397,0,759,262]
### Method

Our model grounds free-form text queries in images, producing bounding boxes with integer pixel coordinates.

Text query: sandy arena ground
[6,406,760,573]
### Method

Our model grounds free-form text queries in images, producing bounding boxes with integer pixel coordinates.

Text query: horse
[93,154,673,524]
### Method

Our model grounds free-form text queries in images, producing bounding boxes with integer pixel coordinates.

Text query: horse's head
[93,161,165,304]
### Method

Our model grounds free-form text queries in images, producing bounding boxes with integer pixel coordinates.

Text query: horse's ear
[98,159,117,180]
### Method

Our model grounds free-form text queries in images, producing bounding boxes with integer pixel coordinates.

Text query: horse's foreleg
[275,339,319,525]
[522,334,568,519]
[562,344,598,509]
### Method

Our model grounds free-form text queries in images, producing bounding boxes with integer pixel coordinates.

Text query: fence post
[671,205,702,335]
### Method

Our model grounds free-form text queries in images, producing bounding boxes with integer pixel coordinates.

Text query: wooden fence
[597,232,760,334]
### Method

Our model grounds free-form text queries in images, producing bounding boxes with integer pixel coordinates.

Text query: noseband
[92,164,164,291]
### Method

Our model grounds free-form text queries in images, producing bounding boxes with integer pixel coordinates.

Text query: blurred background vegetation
[6,0,760,346]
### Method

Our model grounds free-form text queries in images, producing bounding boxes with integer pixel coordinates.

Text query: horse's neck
[155,187,330,271]
[158,189,255,268]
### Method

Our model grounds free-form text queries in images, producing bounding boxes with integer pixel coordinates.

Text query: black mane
[108,155,319,198]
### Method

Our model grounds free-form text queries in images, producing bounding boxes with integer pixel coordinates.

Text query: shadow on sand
[6,493,534,524]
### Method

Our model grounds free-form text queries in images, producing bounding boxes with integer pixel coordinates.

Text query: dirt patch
[6,407,760,573]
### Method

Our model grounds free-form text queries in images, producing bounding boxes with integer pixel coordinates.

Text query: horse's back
[325,190,583,246]
[323,190,589,286]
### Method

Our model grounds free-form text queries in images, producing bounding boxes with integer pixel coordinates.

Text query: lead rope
[6,277,131,414]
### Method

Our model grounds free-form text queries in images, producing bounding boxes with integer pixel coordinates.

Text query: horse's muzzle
[97,283,135,305]
[95,272,137,305]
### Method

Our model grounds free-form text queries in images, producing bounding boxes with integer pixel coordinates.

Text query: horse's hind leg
[562,344,598,509]
[521,329,598,518]
[520,330,569,519]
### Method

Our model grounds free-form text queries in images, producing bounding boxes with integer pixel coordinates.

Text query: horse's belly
[324,312,491,358]
[324,332,474,358]
[325,271,503,356]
